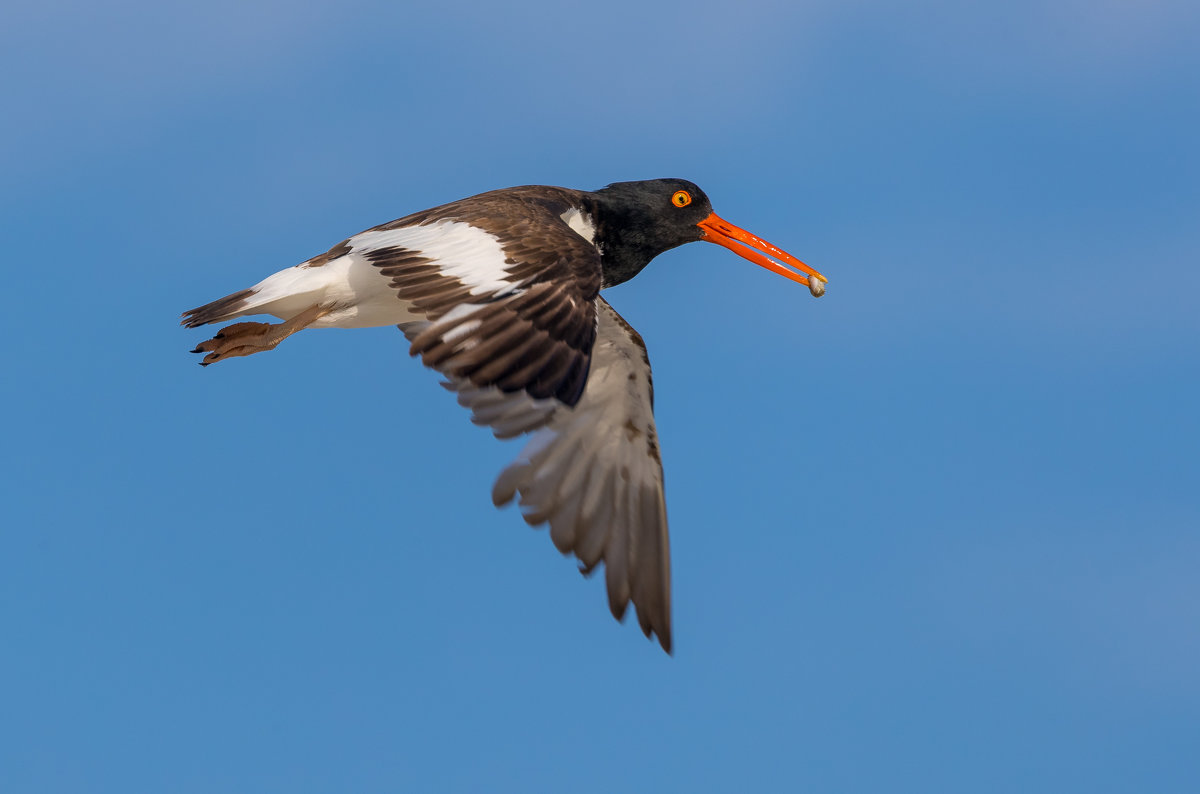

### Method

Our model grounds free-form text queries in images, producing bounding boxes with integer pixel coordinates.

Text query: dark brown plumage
[182,179,827,653]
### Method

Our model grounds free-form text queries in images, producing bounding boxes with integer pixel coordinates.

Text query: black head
[586,177,828,292]
[588,178,715,286]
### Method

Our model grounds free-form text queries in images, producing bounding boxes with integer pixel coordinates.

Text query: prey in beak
[697,213,828,297]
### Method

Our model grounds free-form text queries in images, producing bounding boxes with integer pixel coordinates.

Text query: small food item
[808,277,826,298]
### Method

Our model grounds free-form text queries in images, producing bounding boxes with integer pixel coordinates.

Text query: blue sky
[3,1,1198,791]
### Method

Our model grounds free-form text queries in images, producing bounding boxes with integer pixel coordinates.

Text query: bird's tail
[180,288,256,328]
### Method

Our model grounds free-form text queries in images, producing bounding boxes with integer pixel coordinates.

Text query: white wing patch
[351,221,516,296]
[215,220,524,330]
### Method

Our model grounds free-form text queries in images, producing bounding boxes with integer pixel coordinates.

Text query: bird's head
[592,178,827,293]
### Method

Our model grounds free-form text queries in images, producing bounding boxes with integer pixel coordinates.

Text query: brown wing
[370,187,602,405]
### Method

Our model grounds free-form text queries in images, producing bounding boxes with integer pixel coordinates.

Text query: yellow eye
[671,190,692,207]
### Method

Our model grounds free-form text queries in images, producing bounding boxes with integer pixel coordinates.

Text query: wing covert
[370,189,602,406]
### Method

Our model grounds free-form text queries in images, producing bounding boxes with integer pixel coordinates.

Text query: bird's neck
[598,245,655,288]
[585,197,660,288]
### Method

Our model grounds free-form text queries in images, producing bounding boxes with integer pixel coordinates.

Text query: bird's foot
[191,305,328,366]
[191,321,289,365]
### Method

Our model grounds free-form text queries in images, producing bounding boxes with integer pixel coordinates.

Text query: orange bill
[697,213,827,288]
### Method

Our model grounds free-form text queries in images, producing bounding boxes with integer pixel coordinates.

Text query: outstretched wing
[383,195,671,651]
[487,298,672,653]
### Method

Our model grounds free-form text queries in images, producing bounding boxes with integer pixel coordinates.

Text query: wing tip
[635,605,673,655]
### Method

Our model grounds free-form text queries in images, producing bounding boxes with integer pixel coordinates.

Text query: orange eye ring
[671,190,692,208]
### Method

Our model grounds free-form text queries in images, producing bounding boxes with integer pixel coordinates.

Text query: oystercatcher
[182,178,827,653]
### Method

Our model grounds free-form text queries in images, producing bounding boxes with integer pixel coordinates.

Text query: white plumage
[212,220,518,330]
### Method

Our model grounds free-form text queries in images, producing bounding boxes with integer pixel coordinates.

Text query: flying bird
[182,179,827,653]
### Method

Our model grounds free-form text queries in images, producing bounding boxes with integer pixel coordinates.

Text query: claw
[186,305,330,366]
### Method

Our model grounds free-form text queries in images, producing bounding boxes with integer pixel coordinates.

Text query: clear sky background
[3,1,1198,791]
